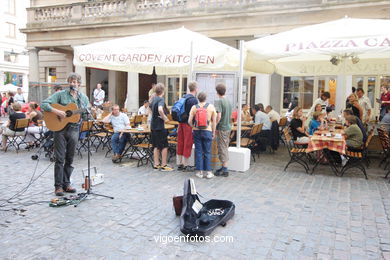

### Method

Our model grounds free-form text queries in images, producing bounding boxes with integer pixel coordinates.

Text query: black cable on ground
[0,157,53,211]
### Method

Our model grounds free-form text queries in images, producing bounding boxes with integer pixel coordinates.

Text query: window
[4,51,12,62]
[283,77,314,110]
[6,23,16,38]
[5,0,15,15]
[166,76,187,106]
[46,68,57,83]
[167,77,180,106]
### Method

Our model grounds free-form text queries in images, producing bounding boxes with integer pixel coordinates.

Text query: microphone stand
[74,107,114,207]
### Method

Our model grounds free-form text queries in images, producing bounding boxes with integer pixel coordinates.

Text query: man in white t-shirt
[307,91,330,116]
[14,88,25,104]
[93,83,105,108]
[103,104,130,163]
[138,100,149,115]
[265,105,280,123]
[356,88,372,123]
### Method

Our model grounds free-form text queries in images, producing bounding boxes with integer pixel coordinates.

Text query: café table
[306,129,346,176]
[233,121,254,127]
[119,124,175,162]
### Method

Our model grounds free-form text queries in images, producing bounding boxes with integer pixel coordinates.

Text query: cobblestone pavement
[1,146,390,259]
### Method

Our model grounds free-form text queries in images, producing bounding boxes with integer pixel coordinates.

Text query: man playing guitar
[41,72,90,196]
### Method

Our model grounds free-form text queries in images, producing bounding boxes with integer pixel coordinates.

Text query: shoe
[220,171,229,177]
[195,171,204,178]
[160,165,173,172]
[55,187,64,196]
[205,171,214,179]
[25,144,34,150]
[63,186,77,193]
[182,166,194,172]
[215,167,225,176]
[215,167,224,175]
[177,164,184,171]
[112,154,121,163]
[153,164,161,170]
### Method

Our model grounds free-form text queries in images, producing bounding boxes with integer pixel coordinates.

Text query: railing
[136,0,187,10]
[27,0,372,25]
[33,5,72,21]
[83,0,127,17]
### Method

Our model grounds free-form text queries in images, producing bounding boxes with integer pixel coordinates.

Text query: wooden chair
[231,123,262,162]
[377,128,390,168]
[91,122,113,153]
[340,147,368,180]
[279,116,288,145]
[134,115,143,125]
[282,127,309,173]
[4,118,30,152]
[77,120,94,158]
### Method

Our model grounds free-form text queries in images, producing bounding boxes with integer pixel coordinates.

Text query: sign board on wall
[195,72,237,108]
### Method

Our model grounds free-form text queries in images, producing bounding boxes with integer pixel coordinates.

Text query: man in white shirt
[103,104,130,163]
[265,105,280,123]
[307,91,330,116]
[138,100,149,115]
[14,88,25,104]
[254,104,272,130]
[93,83,105,108]
[356,88,372,123]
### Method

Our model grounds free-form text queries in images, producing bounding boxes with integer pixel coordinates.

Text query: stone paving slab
[0,146,390,259]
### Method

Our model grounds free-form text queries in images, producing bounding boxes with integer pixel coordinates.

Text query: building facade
[1,0,29,97]
[22,0,390,116]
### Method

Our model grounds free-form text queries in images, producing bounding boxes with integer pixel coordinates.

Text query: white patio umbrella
[245,18,390,76]
[0,84,21,93]
[73,27,240,75]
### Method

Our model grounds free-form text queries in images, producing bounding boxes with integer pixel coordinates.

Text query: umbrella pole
[188,41,194,82]
[236,40,244,148]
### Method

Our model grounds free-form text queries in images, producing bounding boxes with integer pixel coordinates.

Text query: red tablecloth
[306,132,346,154]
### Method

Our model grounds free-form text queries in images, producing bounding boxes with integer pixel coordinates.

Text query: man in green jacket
[41,72,89,196]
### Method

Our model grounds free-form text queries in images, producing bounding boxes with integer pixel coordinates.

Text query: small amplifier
[82,167,104,186]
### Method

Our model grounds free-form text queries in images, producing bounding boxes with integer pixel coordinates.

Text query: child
[309,112,327,135]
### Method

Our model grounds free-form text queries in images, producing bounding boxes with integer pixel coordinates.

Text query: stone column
[126,72,139,112]
[28,48,39,83]
[65,54,73,76]
[335,75,352,114]
[75,65,86,94]
[23,74,29,101]
[0,71,5,87]
[255,74,271,106]
[108,70,116,104]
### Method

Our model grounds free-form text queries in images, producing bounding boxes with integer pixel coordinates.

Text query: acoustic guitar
[43,103,85,131]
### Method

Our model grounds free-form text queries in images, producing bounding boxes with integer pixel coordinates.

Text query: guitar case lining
[180,179,235,236]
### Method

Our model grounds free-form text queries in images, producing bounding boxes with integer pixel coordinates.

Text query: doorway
[139,73,156,107]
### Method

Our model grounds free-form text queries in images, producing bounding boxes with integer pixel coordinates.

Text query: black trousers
[53,124,79,188]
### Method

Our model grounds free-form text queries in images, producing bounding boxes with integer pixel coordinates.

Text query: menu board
[195,73,237,108]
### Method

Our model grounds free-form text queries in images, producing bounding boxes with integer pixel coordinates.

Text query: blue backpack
[172,95,191,121]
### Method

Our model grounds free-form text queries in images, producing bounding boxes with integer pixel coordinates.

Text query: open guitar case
[180,179,235,236]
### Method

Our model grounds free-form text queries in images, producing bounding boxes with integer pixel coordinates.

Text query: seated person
[103,104,131,163]
[381,106,390,132]
[25,102,45,149]
[308,111,327,135]
[0,103,26,150]
[290,106,310,144]
[343,109,367,144]
[305,103,322,128]
[265,105,280,123]
[138,100,149,115]
[241,104,252,122]
[344,115,364,150]
[253,104,272,151]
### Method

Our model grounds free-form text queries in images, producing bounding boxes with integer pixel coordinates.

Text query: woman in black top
[290,106,309,144]
[346,93,363,121]
[0,102,26,150]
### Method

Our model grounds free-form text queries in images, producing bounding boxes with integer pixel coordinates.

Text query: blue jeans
[111,132,129,155]
[193,130,212,171]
